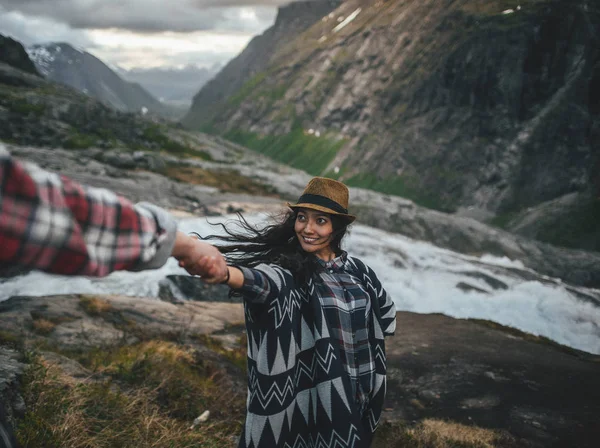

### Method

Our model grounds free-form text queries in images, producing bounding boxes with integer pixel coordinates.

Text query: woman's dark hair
[195,210,351,282]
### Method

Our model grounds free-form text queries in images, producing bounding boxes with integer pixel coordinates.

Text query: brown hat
[288,177,356,223]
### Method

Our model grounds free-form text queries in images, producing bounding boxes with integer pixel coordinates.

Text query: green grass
[224,125,346,175]
[535,198,600,251]
[488,211,520,229]
[226,72,268,107]
[489,198,600,251]
[344,171,454,212]
[62,132,96,149]
[9,99,46,116]
[16,340,246,448]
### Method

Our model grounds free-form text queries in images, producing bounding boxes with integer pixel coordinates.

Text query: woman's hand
[171,232,228,281]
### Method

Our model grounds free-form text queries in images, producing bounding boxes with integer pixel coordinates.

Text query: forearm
[0,147,177,276]
[222,266,244,289]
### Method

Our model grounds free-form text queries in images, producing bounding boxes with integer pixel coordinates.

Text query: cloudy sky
[0,0,298,70]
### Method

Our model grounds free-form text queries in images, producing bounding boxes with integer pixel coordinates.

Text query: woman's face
[294,208,335,260]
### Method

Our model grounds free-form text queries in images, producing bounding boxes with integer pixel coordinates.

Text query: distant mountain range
[117,64,221,105]
[26,42,177,119]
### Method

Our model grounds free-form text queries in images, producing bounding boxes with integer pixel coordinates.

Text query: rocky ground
[1,294,598,447]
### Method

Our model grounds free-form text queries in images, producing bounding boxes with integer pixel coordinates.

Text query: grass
[31,318,57,336]
[344,171,454,212]
[226,72,268,108]
[8,99,46,116]
[62,132,97,149]
[373,419,518,448]
[15,340,518,448]
[15,339,246,448]
[164,164,279,196]
[191,333,248,372]
[489,197,600,251]
[534,198,600,251]
[0,330,22,348]
[223,125,346,176]
[79,296,113,316]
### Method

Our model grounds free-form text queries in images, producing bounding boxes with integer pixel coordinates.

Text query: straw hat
[288,177,356,223]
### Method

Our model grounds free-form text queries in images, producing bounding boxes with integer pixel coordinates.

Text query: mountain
[26,42,175,118]
[181,0,343,127]
[118,64,221,104]
[183,0,600,252]
[0,34,39,76]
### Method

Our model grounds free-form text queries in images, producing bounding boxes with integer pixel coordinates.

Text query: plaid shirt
[0,146,177,277]
[234,254,396,447]
[312,254,374,415]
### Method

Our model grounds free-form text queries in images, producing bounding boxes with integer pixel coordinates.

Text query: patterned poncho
[234,253,396,448]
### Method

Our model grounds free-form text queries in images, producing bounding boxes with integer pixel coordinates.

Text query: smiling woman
[190,177,397,448]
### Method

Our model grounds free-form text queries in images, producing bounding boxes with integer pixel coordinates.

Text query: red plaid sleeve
[0,147,177,277]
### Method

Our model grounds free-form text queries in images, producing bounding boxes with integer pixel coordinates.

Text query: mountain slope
[183,0,600,251]
[27,43,174,118]
[181,0,342,127]
[0,34,39,76]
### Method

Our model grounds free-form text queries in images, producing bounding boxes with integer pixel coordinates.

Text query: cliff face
[0,34,39,76]
[183,0,600,251]
[181,0,342,127]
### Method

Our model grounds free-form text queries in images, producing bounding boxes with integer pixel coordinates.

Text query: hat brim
[287,202,356,223]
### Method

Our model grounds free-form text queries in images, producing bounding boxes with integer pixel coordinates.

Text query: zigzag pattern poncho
[234,254,396,448]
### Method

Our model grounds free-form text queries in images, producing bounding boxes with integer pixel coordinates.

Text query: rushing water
[1,214,599,354]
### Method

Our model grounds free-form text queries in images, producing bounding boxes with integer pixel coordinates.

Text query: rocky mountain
[0,59,202,158]
[26,42,175,119]
[181,0,343,127]
[183,0,600,252]
[0,34,39,76]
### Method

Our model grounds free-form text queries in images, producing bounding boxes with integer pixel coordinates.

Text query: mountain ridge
[27,42,176,119]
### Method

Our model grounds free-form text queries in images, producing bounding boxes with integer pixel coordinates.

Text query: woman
[192,177,396,448]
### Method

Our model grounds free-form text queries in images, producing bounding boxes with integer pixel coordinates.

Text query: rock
[418,390,440,402]
[0,347,26,445]
[384,312,600,447]
[0,295,245,349]
[158,276,237,303]
[455,282,488,294]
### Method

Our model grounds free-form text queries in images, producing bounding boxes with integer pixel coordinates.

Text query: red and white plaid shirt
[0,145,178,277]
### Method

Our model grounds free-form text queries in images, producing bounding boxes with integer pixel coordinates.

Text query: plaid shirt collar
[315,250,348,271]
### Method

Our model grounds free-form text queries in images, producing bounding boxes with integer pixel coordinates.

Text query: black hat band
[295,193,348,214]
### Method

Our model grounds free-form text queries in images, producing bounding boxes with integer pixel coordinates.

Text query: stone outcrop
[0,295,245,350]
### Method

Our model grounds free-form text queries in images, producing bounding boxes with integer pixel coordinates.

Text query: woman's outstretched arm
[189,256,284,305]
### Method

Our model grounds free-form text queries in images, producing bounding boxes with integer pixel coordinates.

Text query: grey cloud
[0,0,289,33]
[0,6,94,47]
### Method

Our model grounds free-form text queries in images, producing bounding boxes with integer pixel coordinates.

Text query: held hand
[171,232,228,282]
[186,256,229,284]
